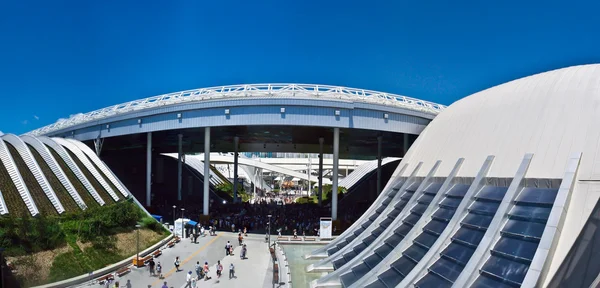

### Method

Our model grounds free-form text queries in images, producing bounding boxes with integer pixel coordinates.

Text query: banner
[320,217,333,239]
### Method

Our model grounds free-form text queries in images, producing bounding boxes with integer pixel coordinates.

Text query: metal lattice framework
[26,83,446,136]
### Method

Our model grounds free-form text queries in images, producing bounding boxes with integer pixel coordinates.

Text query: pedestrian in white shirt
[184,271,193,288]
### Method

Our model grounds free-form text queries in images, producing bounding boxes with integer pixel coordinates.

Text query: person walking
[161,281,168,288]
[203,261,210,281]
[229,263,235,279]
[149,258,156,276]
[225,241,231,256]
[216,260,223,279]
[238,233,243,246]
[174,256,181,272]
[183,271,193,288]
[195,261,202,279]
[156,262,163,279]
[240,244,247,260]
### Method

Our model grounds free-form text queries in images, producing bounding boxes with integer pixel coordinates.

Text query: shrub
[141,216,160,232]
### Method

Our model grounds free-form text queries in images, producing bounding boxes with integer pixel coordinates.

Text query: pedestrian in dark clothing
[229,263,235,279]
[149,259,156,276]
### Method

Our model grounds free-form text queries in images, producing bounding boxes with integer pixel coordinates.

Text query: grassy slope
[47,146,99,208]
[28,144,80,213]
[4,202,169,286]
[85,155,124,199]
[65,149,117,204]
[0,152,30,216]
[6,143,57,215]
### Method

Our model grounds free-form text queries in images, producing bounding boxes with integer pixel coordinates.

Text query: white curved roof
[394,63,600,286]
[25,84,445,136]
[400,64,600,179]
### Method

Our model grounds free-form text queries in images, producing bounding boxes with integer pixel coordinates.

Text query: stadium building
[1,64,599,287]
[306,64,600,288]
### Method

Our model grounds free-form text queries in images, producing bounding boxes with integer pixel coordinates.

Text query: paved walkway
[73,233,273,288]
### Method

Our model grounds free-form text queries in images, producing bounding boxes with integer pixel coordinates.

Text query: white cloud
[34,115,39,120]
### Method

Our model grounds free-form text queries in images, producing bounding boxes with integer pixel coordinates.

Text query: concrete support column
[403,133,410,156]
[253,169,257,200]
[332,128,339,220]
[377,135,382,195]
[233,136,239,203]
[307,157,312,197]
[318,137,324,206]
[146,132,152,207]
[203,127,210,216]
[177,133,183,201]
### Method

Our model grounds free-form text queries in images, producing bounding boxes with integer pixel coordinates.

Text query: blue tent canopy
[151,214,163,222]
[187,220,198,226]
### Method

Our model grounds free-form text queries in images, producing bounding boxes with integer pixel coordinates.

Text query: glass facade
[471,186,558,287]
[332,181,422,268]
[327,181,406,256]
[415,185,509,287]
[339,182,445,287]
[369,183,471,288]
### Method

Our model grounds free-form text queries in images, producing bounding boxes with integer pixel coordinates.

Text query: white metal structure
[65,138,130,198]
[52,137,120,201]
[0,185,6,215]
[338,157,400,189]
[307,64,600,288]
[396,64,600,287]
[22,135,87,210]
[162,153,226,186]
[207,153,331,184]
[2,134,65,214]
[0,138,39,216]
[39,136,106,206]
[25,84,445,137]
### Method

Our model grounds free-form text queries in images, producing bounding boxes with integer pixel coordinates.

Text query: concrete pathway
[72,233,272,288]
[177,236,272,288]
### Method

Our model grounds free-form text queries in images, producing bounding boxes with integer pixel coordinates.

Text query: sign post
[320,217,333,239]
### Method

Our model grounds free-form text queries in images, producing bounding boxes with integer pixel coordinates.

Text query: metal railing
[243,152,334,159]
[25,84,445,136]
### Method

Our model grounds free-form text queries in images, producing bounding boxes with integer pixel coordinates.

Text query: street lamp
[135,224,141,267]
[267,214,272,247]
[172,205,176,224]
[181,208,185,239]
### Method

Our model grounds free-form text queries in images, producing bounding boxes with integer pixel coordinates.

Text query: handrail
[25,84,445,137]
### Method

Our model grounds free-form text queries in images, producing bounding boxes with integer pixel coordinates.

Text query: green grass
[28,144,80,212]
[87,156,124,200]
[6,143,58,215]
[0,154,29,216]
[47,146,99,208]
[1,200,169,286]
[65,149,117,204]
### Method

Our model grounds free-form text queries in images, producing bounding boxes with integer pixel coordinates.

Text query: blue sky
[1,0,599,135]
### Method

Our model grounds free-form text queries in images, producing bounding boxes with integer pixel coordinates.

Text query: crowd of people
[205,202,327,236]
[150,193,369,237]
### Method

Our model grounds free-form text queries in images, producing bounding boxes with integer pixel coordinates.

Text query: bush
[141,216,160,232]
[0,213,65,256]
[296,197,318,204]
[216,182,252,202]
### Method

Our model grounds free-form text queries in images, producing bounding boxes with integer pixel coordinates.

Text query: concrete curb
[33,233,173,288]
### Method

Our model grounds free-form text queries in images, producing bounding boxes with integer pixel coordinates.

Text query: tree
[322,184,347,204]
[215,183,250,202]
